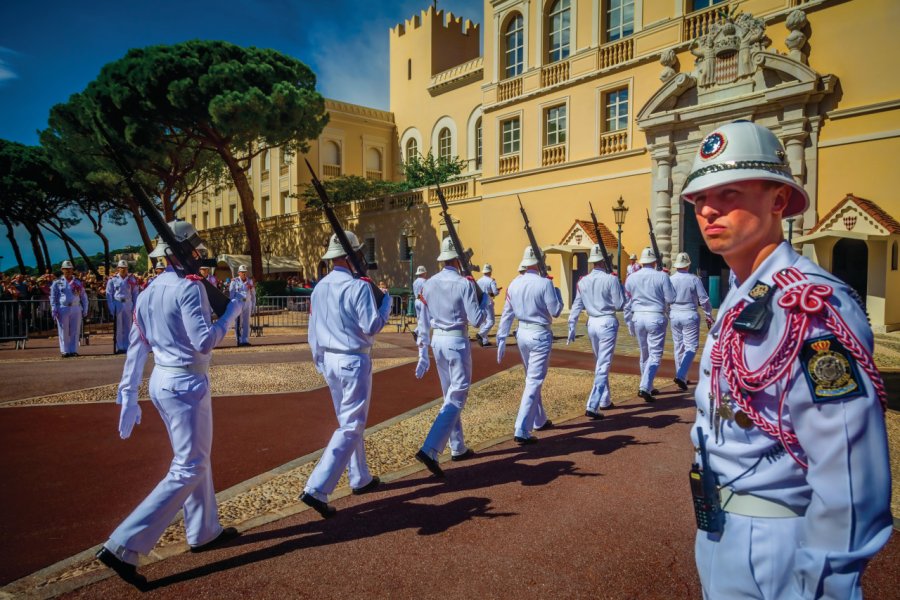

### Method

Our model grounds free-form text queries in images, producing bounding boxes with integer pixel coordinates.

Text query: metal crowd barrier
[0,297,117,349]
[249,294,417,337]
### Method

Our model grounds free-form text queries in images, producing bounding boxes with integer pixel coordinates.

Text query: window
[408,58,412,80]
[363,237,376,263]
[406,138,418,161]
[692,0,727,10]
[893,241,898,271]
[323,140,341,165]
[545,105,567,146]
[605,88,629,131]
[202,211,209,230]
[475,118,483,170]
[548,0,571,63]
[215,208,222,227]
[261,195,270,219]
[505,14,524,78]
[262,149,270,172]
[229,204,237,224]
[501,118,521,155]
[438,128,452,160]
[606,0,635,42]
[281,190,290,214]
[366,148,383,180]
[191,215,197,228]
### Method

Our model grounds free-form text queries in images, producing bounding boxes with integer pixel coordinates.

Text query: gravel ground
[888,411,900,518]
[2,358,414,408]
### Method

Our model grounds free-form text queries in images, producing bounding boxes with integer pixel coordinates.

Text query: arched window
[366,148,383,180]
[262,149,270,172]
[505,14,524,78]
[892,241,898,271]
[475,118,483,170]
[438,128,452,160]
[406,138,418,161]
[322,140,341,177]
[548,0,571,63]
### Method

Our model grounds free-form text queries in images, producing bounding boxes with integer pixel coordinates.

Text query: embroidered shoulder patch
[800,335,864,403]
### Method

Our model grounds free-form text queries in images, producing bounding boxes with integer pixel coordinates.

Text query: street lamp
[403,226,418,318]
[612,196,629,281]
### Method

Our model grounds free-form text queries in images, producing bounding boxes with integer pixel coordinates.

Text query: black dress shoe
[451,448,476,462]
[599,403,615,410]
[351,476,381,495]
[95,547,147,589]
[190,526,240,553]
[639,390,656,403]
[534,420,553,431]
[300,492,337,518]
[585,410,605,420]
[415,450,445,478]
[673,377,688,391]
[651,388,660,395]
[514,436,538,445]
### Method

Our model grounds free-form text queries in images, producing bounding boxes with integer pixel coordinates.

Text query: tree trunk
[24,222,47,274]
[1,215,27,274]
[41,222,98,276]
[37,227,52,272]
[221,151,263,278]
[97,228,111,276]
[125,198,155,251]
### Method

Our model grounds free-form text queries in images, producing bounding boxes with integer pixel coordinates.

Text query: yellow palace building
[183,0,900,331]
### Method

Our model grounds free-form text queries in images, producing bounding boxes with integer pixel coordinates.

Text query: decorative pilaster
[651,144,675,266]
[782,128,809,236]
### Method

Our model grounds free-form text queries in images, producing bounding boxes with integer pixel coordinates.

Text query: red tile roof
[810,194,900,234]
[570,219,621,249]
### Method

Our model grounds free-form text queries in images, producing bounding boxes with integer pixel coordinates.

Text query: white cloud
[310,22,390,110]
[0,47,18,84]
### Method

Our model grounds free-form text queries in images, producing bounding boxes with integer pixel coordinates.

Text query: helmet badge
[699,131,727,161]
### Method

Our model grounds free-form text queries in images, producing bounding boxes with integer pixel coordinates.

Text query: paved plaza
[1,325,897,599]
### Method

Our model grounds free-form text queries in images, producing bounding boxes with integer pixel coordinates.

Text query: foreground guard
[624,247,675,402]
[300,232,392,517]
[229,265,256,346]
[682,120,891,599]
[106,260,140,354]
[496,247,563,444]
[668,252,713,390]
[50,260,88,358]
[568,245,625,418]
[96,221,243,588]
[414,237,488,477]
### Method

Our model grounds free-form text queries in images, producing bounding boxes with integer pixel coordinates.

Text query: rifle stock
[517,196,549,278]
[434,182,483,302]
[588,202,613,274]
[646,210,664,271]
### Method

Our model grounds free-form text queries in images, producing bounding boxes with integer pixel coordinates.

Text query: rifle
[588,202,613,274]
[646,210,664,271]
[433,181,483,302]
[90,117,230,316]
[112,303,117,355]
[517,196,548,278]
[304,160,384,305]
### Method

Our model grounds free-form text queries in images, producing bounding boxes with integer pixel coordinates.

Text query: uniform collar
[443,266,459,274]
[727,241,800,310]
[332,266,351,275]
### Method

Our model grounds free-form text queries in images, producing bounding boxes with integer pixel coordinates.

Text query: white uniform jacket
[417,266,486,344]
[624,267,676,325]
[497,271,563,337]
[670,271,712,318]
[569,269,625,323]
[50,277,88,316]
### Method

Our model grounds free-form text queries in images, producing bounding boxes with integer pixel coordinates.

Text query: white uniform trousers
[304,351,374,501]
[513,327,552,438]
[670,311,700,382]
[695,514,803,600]
[477,301,495,342]
[110,301,133,352]
[420,336,472,459]
[56,306,82,354]
[634,313,667,393]
[586,315,618,411]
[105,370,222,565]
[235,303,252,344]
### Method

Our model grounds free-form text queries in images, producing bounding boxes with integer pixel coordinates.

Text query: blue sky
[0,0,483,270]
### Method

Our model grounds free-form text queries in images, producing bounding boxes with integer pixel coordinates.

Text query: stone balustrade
[542,143,566,166]
[322,163,341,178]
[498,77,522,102]
[599,130,628,156]
[541,61,569,88]
[600,38,634,70]
[499,154,520,175]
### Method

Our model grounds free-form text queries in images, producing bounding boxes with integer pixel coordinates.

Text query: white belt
[633,310,665,315]
[155,363,209,375]
[323,347,371,355]
[719,489,803,518]
[518,321,551,331]
[432,328,465,338]
[588,312,616,318]
[671,307,699,314]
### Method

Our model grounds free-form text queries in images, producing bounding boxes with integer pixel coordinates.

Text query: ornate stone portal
[637,9,834,268]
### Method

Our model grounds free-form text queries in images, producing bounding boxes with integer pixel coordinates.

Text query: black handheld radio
[690,427,725,533]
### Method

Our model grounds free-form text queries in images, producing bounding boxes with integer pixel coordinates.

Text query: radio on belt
[690,426,724,533]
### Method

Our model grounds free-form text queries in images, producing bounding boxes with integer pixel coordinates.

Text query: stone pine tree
[85,40,329,277]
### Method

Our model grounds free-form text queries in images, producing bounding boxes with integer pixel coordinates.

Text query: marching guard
[106,259,140,354]
[96,221,244,588]
[624,247,675,402]
[413,237,488,477]
[300,232,392,518]
[668,252,713,390]
[568,245,625,418]
[475,264,500,347]
[496,247,563,444]
[229,265,256,346]
[682,120,891,598]
[50,260,88,358]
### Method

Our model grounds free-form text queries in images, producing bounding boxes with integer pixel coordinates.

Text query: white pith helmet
[681,120,809,218]
[117,260,128,269]
[521,246,542,267]
[629,254,637,261]
[169,219,207,252]
[238,265,248,273]
[61,260,74,269]
[482,263,492,273]
[587,245,606,264]
[415,265,427,275]
[322,231,363,260]
[639,247,658,265]
[518,261,527,273]
[149,238,169,258]
[199,265,209,271]
[437,237,459,262]
[673,252,691,269]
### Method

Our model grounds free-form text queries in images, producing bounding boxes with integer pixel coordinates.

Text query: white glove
[567,324,576,345]
[497,339,506,364]
[52,310,59,322]
[313,353,325,375]
[627,323,635,337]
[706,316,714,329]
[118,403,142,439]
[415,345,430,379]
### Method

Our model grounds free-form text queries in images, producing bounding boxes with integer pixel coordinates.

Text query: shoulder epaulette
[186,274,203,282]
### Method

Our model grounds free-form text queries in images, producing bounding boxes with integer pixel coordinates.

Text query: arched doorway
[832,238,868,303]
[571,252,588,305]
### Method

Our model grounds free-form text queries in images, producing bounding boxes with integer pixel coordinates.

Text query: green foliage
[134,246,149,273]
[300,175,404,207]
[401,150,467,189]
